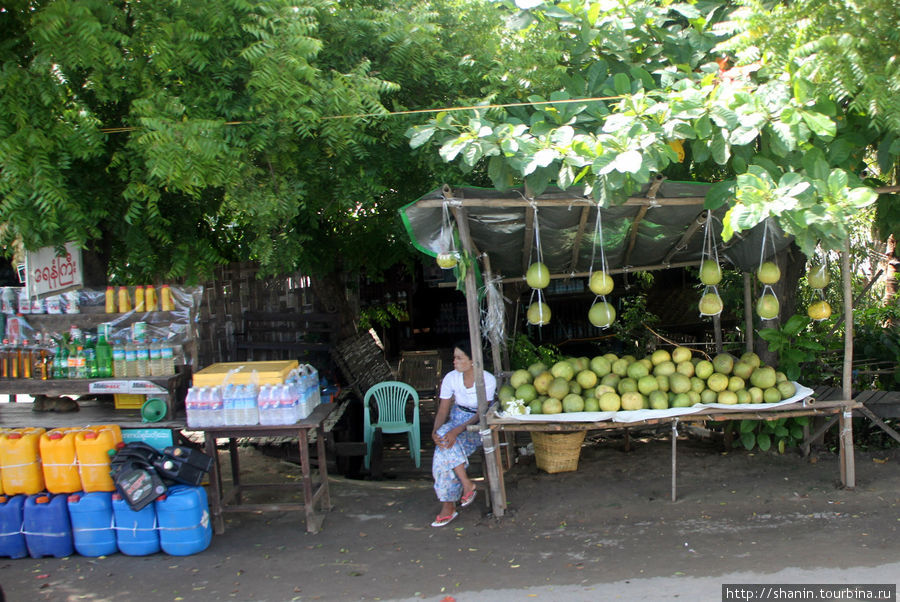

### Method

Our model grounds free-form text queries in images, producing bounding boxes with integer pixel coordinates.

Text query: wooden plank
[662,210,707,265]
[568,205,591,273]
[415,196,708,209]
[522,205,536,275]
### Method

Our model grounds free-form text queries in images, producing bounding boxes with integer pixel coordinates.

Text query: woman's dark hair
[453,339,472,360]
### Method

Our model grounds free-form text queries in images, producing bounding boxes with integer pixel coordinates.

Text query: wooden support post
[743,272,754,353]
[671,419,678,502]
[453,204,506,517]
[839,241,856,488]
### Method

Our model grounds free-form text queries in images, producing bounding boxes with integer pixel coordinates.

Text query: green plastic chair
[363,381,420,469]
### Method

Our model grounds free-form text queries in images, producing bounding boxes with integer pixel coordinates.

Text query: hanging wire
[482,274,507,348]
[527,200,548,326]
[698,211,723,317]
[588,202,615,329]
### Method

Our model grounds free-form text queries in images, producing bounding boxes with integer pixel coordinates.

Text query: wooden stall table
[201,403,334,535]
[487,397,857,505]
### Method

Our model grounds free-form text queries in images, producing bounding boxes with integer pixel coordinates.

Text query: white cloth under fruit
[494,383,814,424]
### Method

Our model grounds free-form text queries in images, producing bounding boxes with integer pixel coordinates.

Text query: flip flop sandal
[431,512,458,528]
[460,489,477,508]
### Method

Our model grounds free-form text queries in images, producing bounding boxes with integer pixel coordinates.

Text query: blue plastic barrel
[155,485,212,556]
[112,493,160,556]
[0,495,28,559]
[68,492,117,557]
[24,493,73,558]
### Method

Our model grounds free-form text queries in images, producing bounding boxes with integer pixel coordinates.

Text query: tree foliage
[406,0,900,259]
[0,0,489,282]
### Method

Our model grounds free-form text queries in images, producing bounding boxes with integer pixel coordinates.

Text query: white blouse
[439,370,497,410]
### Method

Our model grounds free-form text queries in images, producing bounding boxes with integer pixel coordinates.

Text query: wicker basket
[531,431,586,474]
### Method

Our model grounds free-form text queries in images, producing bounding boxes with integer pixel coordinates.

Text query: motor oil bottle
[0,428,45,495]
[40,429,82,494]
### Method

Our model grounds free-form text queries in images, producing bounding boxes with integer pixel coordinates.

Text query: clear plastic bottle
[223,384,239,426]
[207,386,225,427]
[185,387,201,428]
[135,338,149,377]
[244,384,260,425]
[149,339,163,376]
[257,385,273,425]
[124,339,138,378]
[112,338,126,378]
[159,338,175,375]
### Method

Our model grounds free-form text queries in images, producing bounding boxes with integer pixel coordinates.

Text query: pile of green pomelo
[499,347,797,414]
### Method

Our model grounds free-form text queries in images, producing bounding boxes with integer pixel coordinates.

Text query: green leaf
[705,180,735,210]
[801,147,829,181]
[775,426,789,437]
[740,419,757,433]
[710,106,739,129]
[790,426,805,440]
[756,432,771,452]
[799,110,836,139]
[407,126,435,149]
[613,73,631,95]
[782,314,812,337]
[741,432,756,450]
[613,150,642,174]
[710,134,729,165]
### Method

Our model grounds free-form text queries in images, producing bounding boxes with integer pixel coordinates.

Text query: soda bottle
[95,332,112,378]
[84,335,98,378]
[74,346,88,379]
[53,338,68,379]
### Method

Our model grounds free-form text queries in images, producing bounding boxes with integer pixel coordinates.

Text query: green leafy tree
[0,0,491,284]
[406,0,896,261]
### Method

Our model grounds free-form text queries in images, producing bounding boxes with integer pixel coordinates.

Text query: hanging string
[588,202,615,329]
[440,201,458,256]
[482,274,507,349]
[699,211,723,317]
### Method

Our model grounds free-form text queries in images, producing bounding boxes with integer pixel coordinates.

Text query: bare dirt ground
[1,434,898,602]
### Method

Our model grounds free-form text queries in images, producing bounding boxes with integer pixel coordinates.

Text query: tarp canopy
[401,180,793,280]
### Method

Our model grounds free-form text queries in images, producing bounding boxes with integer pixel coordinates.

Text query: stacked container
[112,492,160,556]
[24,493,73,558]
[155,485,212,556]
[68,492,117,557]
[40,429,82,494]
[0,428,46,495]
[75,426,121,492]
[0,494,28,558]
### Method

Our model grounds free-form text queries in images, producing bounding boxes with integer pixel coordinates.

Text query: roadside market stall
[400,180,861,515]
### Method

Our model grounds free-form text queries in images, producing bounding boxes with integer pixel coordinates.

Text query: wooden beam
[521,205,535,274]
[840,240,856,489]
[743,272,754,353]
[568,205,591,273]
[415,196,707,209]
[453,205,505,517]
[662,210,707,265]
[623,204,650,267]
[436,259,705,287]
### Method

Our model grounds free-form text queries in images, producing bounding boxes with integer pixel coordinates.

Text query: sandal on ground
[460,489,477,508]
[431,512,458,528]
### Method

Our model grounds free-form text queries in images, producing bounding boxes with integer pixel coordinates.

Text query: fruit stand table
[200,402,335,535]
[486,397,857,503]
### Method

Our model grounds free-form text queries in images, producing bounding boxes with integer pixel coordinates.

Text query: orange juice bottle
[0,428,46,495]
[75,429,117,492]
[40,429,82,493]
